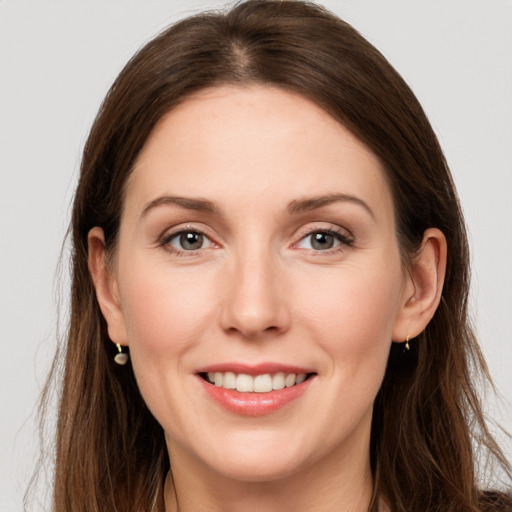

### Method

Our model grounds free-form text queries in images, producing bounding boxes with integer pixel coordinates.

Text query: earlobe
[87,227,128,346]
[392,228,447,342]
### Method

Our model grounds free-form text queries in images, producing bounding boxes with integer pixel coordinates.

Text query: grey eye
[310,232,336,250]
[296,228,353,252]
[181,232,203,250]
[168,231,210,251]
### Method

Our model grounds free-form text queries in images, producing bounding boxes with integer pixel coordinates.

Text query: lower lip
[198,376,313,416]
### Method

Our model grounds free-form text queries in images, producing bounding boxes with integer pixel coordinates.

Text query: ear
[392,228,447,342]
[88,227,128,346]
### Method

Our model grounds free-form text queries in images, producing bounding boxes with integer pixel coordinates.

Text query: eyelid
[292,224,355,252]
[158,224,219,255]
[295,222,353,240]
[156,222,354,256]
[169,231,212,250]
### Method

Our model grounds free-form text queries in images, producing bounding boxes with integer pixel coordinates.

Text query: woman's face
[106,85,413,482]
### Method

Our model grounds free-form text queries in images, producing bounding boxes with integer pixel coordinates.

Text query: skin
[89,85,446,512]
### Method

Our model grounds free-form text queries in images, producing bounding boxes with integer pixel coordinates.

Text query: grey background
[1,1,511,510]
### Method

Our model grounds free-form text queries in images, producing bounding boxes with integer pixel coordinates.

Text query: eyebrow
[140,195,222,219]
[139,192,375,220]
[287,193,375,219]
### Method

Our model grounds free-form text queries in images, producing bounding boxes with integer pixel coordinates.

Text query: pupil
[180,232,203,250]
[312,232,334,250]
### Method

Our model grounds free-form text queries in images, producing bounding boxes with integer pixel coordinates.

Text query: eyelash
[294,227,354,254]
[159,227,214,256]
[159,225,354,256]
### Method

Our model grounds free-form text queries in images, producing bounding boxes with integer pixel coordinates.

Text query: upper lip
[195,362,315,376]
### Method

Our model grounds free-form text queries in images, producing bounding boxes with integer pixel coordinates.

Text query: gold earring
[114,343,129,365]
[404,335,410,351]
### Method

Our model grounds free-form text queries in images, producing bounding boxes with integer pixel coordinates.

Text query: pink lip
[195,363,316,416]
[196,362,314,376]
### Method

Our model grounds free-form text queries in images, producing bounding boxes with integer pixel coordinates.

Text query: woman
[43,1,511,510]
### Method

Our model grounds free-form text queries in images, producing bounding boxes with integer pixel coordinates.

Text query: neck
[165,467,374,512]
[164,422,377,512]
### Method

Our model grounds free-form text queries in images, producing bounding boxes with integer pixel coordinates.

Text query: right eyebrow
[139,195,222,220]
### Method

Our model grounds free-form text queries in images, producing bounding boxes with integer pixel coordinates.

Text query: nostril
[224,323,282,340]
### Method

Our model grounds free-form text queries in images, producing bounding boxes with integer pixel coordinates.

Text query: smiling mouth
[200,371,316,393]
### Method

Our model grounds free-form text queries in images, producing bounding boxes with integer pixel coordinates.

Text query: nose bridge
[219,237,288,338]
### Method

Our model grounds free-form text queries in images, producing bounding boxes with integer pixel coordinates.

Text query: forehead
[126,85,393,220]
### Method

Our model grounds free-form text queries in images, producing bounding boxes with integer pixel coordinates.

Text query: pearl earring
[114,343,129,365]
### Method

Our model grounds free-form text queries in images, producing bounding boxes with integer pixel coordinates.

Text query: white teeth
[296,373,307,384]
[223,371,236,389]
[205,371,309,393]
[272,372,285,390]
[285,373,296,387]
[253,374,273,392]
[236,374,253,392]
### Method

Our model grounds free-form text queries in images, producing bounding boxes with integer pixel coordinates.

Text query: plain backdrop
[1,1,511,510]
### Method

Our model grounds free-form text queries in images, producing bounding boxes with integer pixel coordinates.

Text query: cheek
[117,258,216,355]
[114,259,219,431]
[296,260,403,370]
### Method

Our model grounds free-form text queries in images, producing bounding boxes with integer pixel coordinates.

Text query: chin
[194,429,320,483]
[210,454,305,483]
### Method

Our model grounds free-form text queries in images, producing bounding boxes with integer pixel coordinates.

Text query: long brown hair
[40,1,511,510]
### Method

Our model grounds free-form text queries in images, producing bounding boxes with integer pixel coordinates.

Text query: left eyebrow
[287,193,375,220]
[139,195,222,220]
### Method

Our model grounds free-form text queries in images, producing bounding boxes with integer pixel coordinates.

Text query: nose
[218,249,290,339]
